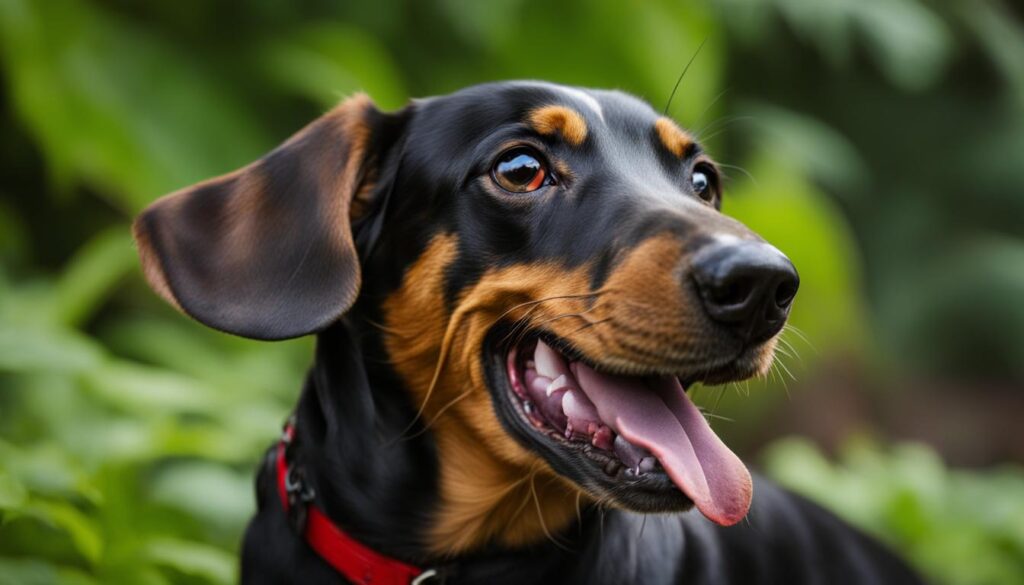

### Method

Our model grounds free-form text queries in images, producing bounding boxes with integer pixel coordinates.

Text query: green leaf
[0,558,99,585]
[962,1,1024,102]
[852,0,953,91]
[52,228,137,328]
[0,441,101,506]
[763,438,1024,585]
[80,361,220,416]
[149,463,254,531]
[739,102,869,194]
[21,500,103,565]
[0,200,29,267]
[759,0,952,90]
[260,23,406,110]
[0,325,104,373]
[0,472,28,512]
[0,0,270,213]
[143,538,235,584]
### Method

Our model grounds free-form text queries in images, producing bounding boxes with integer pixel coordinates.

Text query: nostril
[710,276,754,307]
[690,240,799,341]
[774,278,798,309]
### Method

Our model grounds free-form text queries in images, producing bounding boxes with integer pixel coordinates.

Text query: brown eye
[492,148,551,193]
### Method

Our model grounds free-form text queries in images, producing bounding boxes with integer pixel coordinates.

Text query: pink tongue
[573,362,752,526]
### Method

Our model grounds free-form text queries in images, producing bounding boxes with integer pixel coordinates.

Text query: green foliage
[765,439,1024,585]
[1,0,1022,583]
[0,0,272,213]
[0,230,307,581]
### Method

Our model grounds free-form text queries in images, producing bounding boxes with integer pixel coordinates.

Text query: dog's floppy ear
[133,94,406,340]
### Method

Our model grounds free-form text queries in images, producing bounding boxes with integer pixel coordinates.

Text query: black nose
[691,240,799,343]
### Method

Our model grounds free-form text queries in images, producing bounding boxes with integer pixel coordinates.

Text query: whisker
[713,385,728,414]
[702,410,734,423]
[397,290,609,442]
[499,293,608,349]
[775,355,798,383]
[692,115,754,140]
[500,313,538,349]
[530,472,572,551]
[575,490,584,530]
[514,301,607,347]
[664,37,709,116]
[690,87,731,131]
[363,318,404,335]
[533,307,599,329]
[783,324,818,355]
[411,387,474,436]
[488,291,608,334]
[562,317,612,339]
[773,344,796,361]
[770,361,792,399]
[692,127,733,145]
[507,463,542,522]
[509,488,534,525]
[715,162,758,186]
[777,334,799,355]
[391,292,509,441]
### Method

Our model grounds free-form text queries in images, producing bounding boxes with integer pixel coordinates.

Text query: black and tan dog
[133,81,924,584]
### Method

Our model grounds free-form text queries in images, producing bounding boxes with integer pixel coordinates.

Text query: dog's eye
[692,171,709,196]
[492,148,551,193]
[691,164,716,202]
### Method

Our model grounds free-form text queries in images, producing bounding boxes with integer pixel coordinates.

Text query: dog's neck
[290,322,439,562]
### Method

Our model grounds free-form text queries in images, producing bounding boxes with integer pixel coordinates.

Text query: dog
[133,81,925,584]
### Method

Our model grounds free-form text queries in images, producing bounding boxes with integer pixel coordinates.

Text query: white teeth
[546,374,572,397]
[534,340,570,380]
[637,457,657,474]
[526,340,662,474]
[562,390,600,423]
[527,375,552,404]
[613,435,644,467]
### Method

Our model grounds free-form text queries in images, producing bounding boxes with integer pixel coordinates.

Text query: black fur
[139,81,925,584]
[240,323,923,584]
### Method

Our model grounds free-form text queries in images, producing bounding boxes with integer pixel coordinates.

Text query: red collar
[276,423,433,585]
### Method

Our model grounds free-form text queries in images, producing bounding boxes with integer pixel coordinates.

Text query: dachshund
[134,81,925,584]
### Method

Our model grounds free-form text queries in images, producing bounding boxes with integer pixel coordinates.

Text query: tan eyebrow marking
[654,117,693,158]
[527,105,588,146]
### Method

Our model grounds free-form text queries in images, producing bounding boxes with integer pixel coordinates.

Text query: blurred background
[1,0,1023,583]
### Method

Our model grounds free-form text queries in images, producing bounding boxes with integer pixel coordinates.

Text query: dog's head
[134,81,798,554]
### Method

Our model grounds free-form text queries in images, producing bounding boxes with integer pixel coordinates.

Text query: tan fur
[527,105,588,146]
[132,219,183,312]
[382,231,778,555]
[133,89,779,556]
[350,173,377,221]
[654,117,693,158]
[383,235,593,555]
[306,93,374,278]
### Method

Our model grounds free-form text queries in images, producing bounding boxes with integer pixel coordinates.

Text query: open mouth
[496,334,753,526]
